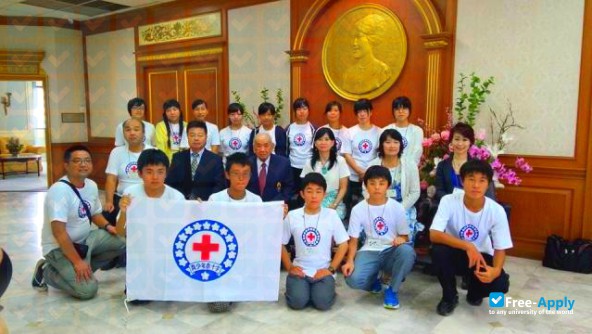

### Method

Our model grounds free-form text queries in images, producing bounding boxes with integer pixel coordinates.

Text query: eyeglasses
[70,158,92,165]
[229,172,250,179]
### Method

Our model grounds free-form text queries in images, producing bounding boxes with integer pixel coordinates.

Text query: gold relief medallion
[322,4,407,100]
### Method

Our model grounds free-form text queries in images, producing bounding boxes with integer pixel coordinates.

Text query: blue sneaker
[370,278,382,294]
[383,287,400,309]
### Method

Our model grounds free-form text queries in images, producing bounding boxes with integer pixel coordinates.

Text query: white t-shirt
[282,207,349,277]
[209,189,262,203]
[286,122,315,169]
[205,121,221,150]
[105,145,153,195]
[348,199,408,252]
[219,125,251,157]
[344,124,380,181]
[301,156,350,194]
[319,124,351,155]
[42,177,103,255]
[123,183,185,201]
[169,123,186,150]
[382,123,424,166]
[431,193,513,256]
[258,125,277,147]
[114,120,155,147]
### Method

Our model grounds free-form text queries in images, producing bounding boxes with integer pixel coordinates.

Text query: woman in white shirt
[301,128,350,220]
[219,103,252,159]
[382,96,424,166]
[367,129,420,242]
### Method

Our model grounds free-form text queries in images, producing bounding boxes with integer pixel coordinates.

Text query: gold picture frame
[138,12,222,46]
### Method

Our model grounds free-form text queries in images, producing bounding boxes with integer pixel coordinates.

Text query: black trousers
[290,167,304,210]
[0,249,12,299]
[101,194,121,226]
[432,244,510,302]
[344,180,363,220]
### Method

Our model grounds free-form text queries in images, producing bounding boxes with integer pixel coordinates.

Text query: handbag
[543,234,592,274]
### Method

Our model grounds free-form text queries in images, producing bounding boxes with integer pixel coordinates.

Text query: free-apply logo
[489,292,505,308]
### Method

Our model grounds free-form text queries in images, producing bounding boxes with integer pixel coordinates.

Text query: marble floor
[0,192,591,334]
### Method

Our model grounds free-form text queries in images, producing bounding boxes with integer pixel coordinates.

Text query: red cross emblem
[465,229,473,238]
[363,142,369,149]
[193,234,220,261]
[130,165,137,173]
[307,232,316,242]
[376,221,385,231]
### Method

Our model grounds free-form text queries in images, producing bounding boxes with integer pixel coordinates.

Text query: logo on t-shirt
[125,162,138,175]
[335,137,342,151]
[173,220,238,282]
[293,133,306,146]
[373,216,388,236]
[229,137,242,150]
[77,200,92,219]
[401,136,408,149]
[172,131,181,145]
[301,227,321,247]
[459,224,479,242]
[358,139,373,154]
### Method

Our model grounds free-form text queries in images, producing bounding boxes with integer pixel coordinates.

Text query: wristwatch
[328,266,336,274]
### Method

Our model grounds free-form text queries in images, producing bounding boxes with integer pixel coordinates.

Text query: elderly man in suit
[247,133,293,203]
[166,120,226,200]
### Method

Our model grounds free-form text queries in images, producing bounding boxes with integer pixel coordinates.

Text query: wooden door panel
[184,66,219,125]
[146,69,179,123]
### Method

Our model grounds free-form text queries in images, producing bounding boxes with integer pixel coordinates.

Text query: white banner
[126,198,284,302]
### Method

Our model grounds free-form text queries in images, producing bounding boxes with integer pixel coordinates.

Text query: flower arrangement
[418,73,533,188]
[6,137,24,156]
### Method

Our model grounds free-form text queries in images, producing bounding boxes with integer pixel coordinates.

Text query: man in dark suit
[247,133,293,202]
[166,120,225,200]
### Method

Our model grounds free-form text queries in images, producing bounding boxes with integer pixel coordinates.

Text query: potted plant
[6,137,23,157]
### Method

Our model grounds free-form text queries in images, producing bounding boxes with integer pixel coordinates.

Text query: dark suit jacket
[434,156,496,202]
[166,149,226,200]
[247,154,293,202]
[248,126,287,157]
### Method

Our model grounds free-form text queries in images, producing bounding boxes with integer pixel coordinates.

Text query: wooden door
[143,60,222,127]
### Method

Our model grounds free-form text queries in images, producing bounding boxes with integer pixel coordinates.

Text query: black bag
[543,234,592,274]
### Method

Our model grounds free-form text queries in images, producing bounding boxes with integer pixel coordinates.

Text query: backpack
[542,234,592,274]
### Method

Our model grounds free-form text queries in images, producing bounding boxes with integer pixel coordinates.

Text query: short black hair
[324,101,342,114]
[258,102,276,115]
[292,97,309,111]
[137,149,169,171]
[392,96,412,114]
[354,98,373,114]
[363,165,392,187]
[228,102,244,115]
[186,120,208,134]
[451,122,475,146]
[127,97,145,114]
[191,99,207,110]
[64,144,91,162]
[163,99,181,111]
[378,129,404,158]
[460,159,493,184]
[225,152,251,173]
[123,118,145,132]
[301,172,327,192]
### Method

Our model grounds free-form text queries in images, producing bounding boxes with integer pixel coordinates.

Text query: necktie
[191,152,199,176]
[259,162,267,195]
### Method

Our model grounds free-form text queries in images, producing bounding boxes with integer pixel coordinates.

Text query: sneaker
[370,278,382,294]
[466,295,483,306]
[437,295,459,316]
[31,259,48,291]
[383,287,400,309]
[208,302,232,313]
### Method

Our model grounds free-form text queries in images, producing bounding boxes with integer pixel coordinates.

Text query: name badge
[386,189,396,198]
[365,237,389,251]
[303,247,318,256]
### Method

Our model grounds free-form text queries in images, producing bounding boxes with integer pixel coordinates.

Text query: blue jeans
[285,274,335,311]
[346,244,416,292]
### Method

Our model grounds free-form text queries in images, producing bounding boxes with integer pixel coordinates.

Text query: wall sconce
[1,92,11,115]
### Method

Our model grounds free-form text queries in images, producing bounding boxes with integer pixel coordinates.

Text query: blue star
[212,223,220,231]
[184,226,194,235]
[225,235,234,243]
[223,259,233,268]
[175,250,183,258]
[193,223,202,230]
[203,222,211,230]
[175,241,185,250]
[220,227,228,236]
[201,272,210,280]
[228,243,237,251]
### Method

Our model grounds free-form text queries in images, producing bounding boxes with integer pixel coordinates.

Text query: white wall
[86,28,137,138]
[0,25,87,143]
[228,0,291,127]
[454,0,585,157]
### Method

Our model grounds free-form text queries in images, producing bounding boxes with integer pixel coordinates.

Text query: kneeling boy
[430,159,511,316]
[281,173,349,310]
[342,165,416,309]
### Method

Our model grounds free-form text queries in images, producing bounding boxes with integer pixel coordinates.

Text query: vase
[10,152,18,157]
